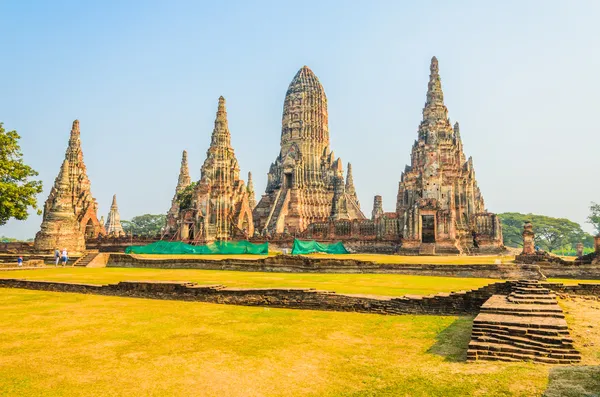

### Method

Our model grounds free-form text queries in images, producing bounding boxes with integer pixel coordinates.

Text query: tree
[121,214,167,236]
[497,212,594,252]
[176,182,197,210]
[587,202,600,235]
[0,123,43,226]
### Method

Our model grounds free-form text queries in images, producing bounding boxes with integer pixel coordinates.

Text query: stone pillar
[576,242,584,258]
[595,235,600,253]
[521,222,535,255]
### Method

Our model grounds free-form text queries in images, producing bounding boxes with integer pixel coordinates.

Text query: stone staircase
[467,280,581,364]
[419,243,436,255]
[73,250,100,267]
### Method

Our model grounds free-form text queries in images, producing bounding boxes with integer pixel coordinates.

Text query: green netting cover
[125,240,268,255]
[291,239,349,255]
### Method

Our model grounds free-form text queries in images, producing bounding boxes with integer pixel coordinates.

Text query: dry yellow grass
[0,268,497,297]
[0,289,559,397]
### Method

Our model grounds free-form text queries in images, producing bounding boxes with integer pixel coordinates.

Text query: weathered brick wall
[543,282,600,296]
[0,279,513,315]
[535,262,600,279]
[106,254,545,279]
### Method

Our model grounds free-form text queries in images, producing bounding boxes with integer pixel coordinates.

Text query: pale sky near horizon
[1,0,599,239]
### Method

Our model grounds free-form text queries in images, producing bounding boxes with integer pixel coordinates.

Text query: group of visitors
[54,248,69,266]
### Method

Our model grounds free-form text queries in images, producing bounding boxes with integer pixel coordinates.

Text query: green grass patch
[0,289,551,396]
[0,268,498,297]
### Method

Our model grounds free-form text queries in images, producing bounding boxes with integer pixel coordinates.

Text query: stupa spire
[421,56,449,125]
[210,96,232,148]
[247,172,257,210]
[177,150,191,192]
[105,194,125,237]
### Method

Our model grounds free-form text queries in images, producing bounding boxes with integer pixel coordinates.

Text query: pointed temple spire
[34,120,103,254]
[34,159,86,253]
[177,150,191,192]
[105,194,125,237]
[210,96,232,148]
[166,150,192,230]
[420,56,450,138]
[165,97,254,241]
[247,171,257,210]
[345,163,356,196]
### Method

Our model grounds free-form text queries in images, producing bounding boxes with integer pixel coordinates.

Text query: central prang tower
[253,66,364,235]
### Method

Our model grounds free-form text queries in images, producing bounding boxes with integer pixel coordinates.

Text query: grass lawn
[0,268,498,297]
[0,289,559,397]
[133,253,516,265]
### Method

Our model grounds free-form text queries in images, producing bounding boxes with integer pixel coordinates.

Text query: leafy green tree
[0,123,43,226]
[176,182,197,210]
[0,236,19,242]
[497,212,594,252]
[587,202,600,235]
[121,214,167,236]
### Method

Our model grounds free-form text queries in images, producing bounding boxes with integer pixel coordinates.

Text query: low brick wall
[0,278,512,315]
[106,254,545,279]
[0,260,45,269]
[536,262,600,279]
[543,282,600,296]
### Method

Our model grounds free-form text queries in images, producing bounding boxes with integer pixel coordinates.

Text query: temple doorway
[84,219,95,238]
[284,173,292,189]
[421,215,435,243]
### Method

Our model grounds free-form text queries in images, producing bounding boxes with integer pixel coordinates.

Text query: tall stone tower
[253,66,365,234]
[396,57,503,254]
[34,160,87,253]
[34,120,103,253]
[247,172,257,211]
[165,150,191,234]
[171,97,254,241]
[104,194,125,237]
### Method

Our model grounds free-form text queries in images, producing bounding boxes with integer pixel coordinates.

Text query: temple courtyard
[0,268,598,396]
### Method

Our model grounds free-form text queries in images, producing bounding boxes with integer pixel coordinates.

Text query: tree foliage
[121,214,167,236]
[587,202,600,235]
[176,182,197,210]
[0,123,43,226]
[498,212,594,252]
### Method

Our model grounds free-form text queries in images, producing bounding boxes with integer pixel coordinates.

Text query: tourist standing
[17,256,23,267]
[61,248,68,267]
[54,248,60,266]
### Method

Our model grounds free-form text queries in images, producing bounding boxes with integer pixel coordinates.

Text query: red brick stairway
[467,280,581,364]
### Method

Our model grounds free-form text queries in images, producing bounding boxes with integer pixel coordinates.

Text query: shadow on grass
[543,366,600,397]
[426,316,474,362]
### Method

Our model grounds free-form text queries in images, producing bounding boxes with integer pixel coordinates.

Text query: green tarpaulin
[125,240,269,255]
[291,239,349,255]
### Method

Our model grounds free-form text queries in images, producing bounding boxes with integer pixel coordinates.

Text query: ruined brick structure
[165,150,191,234]
[396,57,503,254]
[521,221,536,255]
[168,97,254,242]
[34,120,104,253]
[253,66,365,235]
[104,195,125,237]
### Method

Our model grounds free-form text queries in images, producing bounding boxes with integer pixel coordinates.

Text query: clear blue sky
[1,0,599,239]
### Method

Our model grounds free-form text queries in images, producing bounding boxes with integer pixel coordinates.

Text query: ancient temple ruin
[104,195,125,237]
[34,120,104,253]
[168,97,254,241]
[165,150,192,234]
[396,57,503,254]
[253,66,365,235]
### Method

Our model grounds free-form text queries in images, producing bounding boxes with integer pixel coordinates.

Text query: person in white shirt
[61,248,68,267]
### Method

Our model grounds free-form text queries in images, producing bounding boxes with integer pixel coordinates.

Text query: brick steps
[470,335,576,354]
[73,251,99,267]
[467,280,580,364]
[467,347,580,364]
